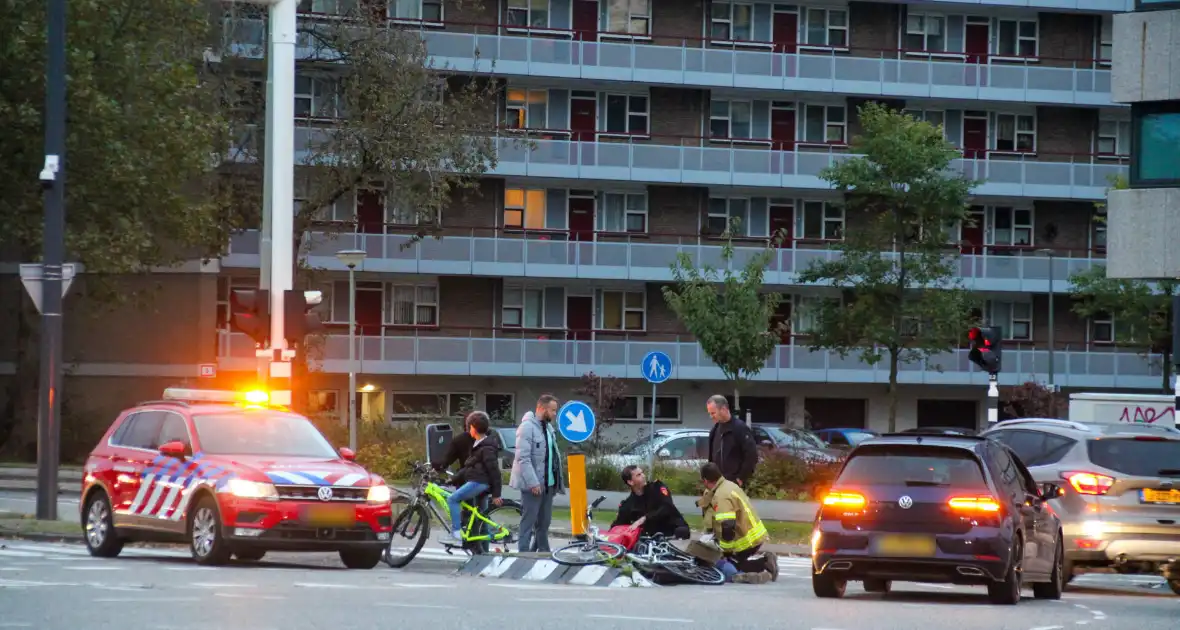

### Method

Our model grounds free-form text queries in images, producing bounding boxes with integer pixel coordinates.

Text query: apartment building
[5,0,1162,443]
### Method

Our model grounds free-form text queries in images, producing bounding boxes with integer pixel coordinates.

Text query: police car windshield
[192,411,338,458]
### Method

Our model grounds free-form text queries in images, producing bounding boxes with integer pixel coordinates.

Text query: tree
[1069,266,1178,392]
[797,103,979,432]
[1,1,238,451]
[662,225,785,408]
[573,372,628,454]
[1003,381,1066,419]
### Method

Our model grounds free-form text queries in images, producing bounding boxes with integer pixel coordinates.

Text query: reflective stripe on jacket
[700,478,767,553]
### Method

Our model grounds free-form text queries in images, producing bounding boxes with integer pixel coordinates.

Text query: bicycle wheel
[484,502,523,548]
[383,502,430,569]
[551,541,626,566]
[662,559,726,585]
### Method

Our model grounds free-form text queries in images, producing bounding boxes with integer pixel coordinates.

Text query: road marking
[1029,626,1064,630]
[293,582,453,591]
[376,603,457,610]
[0,550,42,558]
[215,593,284,600]
[0,567,26,572]
[0,623,33,628]
[587,615,693,624]
[488,583,597,591]
[192,582,256,589]
[62,565,123,571]
[515,598,612,603]
[92,597,200,603]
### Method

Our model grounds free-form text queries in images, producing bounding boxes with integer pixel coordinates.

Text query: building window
[486,393,516,423]
[904,109,947,138]
[1098,15,1112,64]
[507,0,548,28]
[502,286,564,328]
[603,94,649,135]
[504,188,546,229]
[710,2,754,41]
[994,113,1035,153]
[1091,215,1107,249]
[988,301,1032,341]
[298,0,353,14]
[802,7,848,48]
[390,0,443,21]
[996,18,1037,57]
[294,75,339,118]
[709,100,754,139]
[792,295,834,334]
[606,0,650,35]
[504,88,548,130]
[990,207,1033,246]
[386,284,438,326]
[1091,312,1114,344]
[391,393,475,419]
[905,14,947,52]
[613,396,682,423]
[599,290,645,331]
[800,200,844,240]
[1096,117,1131,156]
[308,390,339,415]
[600,192,647,233]
[1130,101,1180,187]
[706,198,753,235]
[803,105,846,143]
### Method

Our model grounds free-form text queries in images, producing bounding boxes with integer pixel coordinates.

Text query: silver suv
[981,418,1180,591]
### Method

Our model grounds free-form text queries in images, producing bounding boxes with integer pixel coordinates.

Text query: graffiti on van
[1118,406,1175,425]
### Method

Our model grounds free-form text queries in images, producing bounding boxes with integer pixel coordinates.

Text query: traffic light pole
[261,0,297,406]
[987,374,999,426]
[1172,296,1180,423]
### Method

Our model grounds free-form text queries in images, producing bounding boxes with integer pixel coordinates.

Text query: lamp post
[1037,248,1056,388]
[336,249,367,451]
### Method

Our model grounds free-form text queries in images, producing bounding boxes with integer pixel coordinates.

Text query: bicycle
[382,462,522,568]
[550,496,627,566]
[626,533,725,585]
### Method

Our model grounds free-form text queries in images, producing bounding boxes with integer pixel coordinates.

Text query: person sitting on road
[439,411,502,545]
[697,462,777,584]
[610,465,691,540]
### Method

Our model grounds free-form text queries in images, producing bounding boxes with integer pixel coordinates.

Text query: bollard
[567,452,588,537]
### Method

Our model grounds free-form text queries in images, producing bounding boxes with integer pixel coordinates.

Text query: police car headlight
[366,484,392,504]
[222,479,278,500]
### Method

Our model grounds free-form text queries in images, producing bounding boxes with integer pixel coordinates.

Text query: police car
[80,388,393,568]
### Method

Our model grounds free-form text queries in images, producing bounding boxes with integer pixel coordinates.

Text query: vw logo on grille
[898,496,914,509]
[317,486,334,502]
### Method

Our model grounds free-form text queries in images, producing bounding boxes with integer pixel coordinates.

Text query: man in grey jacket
[509,394,564,552]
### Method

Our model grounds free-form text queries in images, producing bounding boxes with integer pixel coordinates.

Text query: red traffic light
[967,326,1003,374]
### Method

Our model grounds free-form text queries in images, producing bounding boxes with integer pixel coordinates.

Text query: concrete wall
[1105,187,1180,279]
[1112,10,1180,103]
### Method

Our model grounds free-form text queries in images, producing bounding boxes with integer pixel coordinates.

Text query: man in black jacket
[611,465,690,539]
[705,395,759,487]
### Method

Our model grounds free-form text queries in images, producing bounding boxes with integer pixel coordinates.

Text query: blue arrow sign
[641,351,673,385]
[557,400,596,444]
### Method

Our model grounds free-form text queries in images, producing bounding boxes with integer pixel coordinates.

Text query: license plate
[875,535,937,557]
[1142,489,1180,505]
[299,504,355,528]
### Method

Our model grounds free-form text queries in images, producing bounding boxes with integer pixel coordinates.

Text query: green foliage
[746,451,842,501]
[1069,265,1178,391]
[797,103,979,431]
[662,225,784,401]
[1093,172,1129,219]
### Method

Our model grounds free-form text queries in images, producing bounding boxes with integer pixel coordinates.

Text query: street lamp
[336,248,367,451]
[1037,248,1056,387]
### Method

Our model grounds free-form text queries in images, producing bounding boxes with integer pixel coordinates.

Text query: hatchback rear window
[838,446,988,488]
[1086,438,1180,477]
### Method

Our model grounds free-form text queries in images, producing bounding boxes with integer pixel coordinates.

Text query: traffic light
[229,289,270,345]
[283,289,325,347]
[968,326,1002,374]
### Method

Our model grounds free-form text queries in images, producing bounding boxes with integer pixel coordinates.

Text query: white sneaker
[438,531,463,545]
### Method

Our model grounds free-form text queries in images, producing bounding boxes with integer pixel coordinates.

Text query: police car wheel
[83,492,124,558]
[339,548,383,569]
[188,496,231,566]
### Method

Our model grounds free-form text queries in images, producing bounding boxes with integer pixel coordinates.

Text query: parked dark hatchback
[811,433,1066,605]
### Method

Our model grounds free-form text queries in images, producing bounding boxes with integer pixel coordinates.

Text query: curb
[457,554,656,588]
[0,531,85,544]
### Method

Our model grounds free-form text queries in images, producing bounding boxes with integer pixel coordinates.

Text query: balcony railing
[215,330,1162,389]
[225,229,1106,292]
[229,125,1127,201]
[222,17,1116,107]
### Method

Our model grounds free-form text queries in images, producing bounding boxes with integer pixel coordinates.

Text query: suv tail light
[822,491,866,510]
[947,496,1001,513]
[1063,471,1115,495]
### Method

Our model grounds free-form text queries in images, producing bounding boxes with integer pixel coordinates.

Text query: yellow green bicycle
[382,462,522,568]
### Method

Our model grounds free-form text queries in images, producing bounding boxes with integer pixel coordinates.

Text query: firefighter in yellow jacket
[697,462,778,584]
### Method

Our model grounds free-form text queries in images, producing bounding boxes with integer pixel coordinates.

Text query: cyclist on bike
[439,411,503,545]
[610,465,690,540]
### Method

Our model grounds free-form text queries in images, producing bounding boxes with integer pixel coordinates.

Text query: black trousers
[730,544,767,573]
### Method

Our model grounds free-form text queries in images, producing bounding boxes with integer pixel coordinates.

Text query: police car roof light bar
[162,388,269,404]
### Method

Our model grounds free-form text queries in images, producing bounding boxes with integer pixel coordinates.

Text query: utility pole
[33,0,68,521]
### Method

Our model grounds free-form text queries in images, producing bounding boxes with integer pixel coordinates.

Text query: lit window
[504,188,547,229]
[505,88,548,130]
[600,290,645,331]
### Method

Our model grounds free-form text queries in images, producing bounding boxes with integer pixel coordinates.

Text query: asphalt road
[1,539,1176,630]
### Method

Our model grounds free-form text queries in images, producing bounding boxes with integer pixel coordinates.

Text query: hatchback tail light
[822,491,866,510]
[1062,471,1115,495]
[947,496,1001,513]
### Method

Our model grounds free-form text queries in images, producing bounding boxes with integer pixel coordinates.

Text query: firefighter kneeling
[697,462,778,584]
